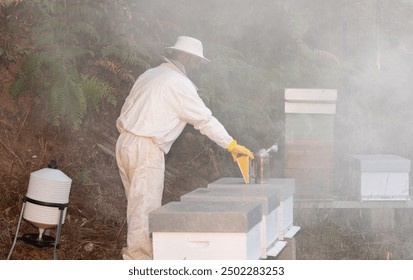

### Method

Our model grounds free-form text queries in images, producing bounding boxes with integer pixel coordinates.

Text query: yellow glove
[227,140,254,161]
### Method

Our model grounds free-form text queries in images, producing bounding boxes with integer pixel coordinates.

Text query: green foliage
[102,45,151,69]
[0,0,21,8]
[9,0,116,130]
[0,46,15,62]
[82,75,117,109]
[99,45,151,84]
[0,3,21,63]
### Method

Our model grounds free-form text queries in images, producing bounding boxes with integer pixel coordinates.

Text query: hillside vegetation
[1,0,413,259]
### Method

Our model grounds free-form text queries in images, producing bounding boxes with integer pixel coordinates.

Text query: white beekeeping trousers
[115,131,165,260]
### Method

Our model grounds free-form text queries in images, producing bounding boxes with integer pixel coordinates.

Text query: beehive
[284,88,337,199]
[149,201,262,260]
[349,154,411,201]
[181,187,280,258]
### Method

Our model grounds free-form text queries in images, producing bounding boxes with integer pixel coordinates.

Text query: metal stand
[7,196,68,260]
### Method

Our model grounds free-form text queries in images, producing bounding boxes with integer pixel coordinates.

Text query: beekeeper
[115,36,254,260]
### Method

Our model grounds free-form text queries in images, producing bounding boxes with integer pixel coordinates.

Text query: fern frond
[95,58,135,83]
[96,58,117,72]
[0,0,22,8]
[46,69,88,130]
[81,75,116,108]
[313,49,340,64]
[70,81,87,130]
[69,22,100,42]
[9,75,27,96]
[33,17,63,34]
[44,1,62,15]
[34,32,56,48]
[67,4,102,18]
[34,51,60,65]
[117,71,135,84]
[298,42,314,59]
[47,81,66,126]
[60,46,94,61]
[102,46,150,68]
[298,41,340,65]
[9,52,44,96]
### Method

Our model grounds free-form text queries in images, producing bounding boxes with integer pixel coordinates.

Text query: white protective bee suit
[115,57,234,260]
[116,36,254,260]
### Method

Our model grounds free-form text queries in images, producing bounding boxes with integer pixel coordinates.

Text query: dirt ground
[0,86,122,259]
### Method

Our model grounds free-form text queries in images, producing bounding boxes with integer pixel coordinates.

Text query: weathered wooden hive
[284,88,337,200]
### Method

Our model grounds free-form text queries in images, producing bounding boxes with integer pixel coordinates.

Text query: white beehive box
[207,177,298,240]
[149,201,262,260]
[181,187,280,258]
[350,154,411,201]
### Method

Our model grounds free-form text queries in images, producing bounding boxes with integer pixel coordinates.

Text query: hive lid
[31,168,72,183]
[207,177,295,200]
[284,88,337,102]
[350,154,411,172]
[181,187,280,214]
[149,201,262,233]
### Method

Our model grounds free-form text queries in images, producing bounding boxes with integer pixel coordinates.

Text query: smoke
[124,0,413,257]
[125,0,413,171]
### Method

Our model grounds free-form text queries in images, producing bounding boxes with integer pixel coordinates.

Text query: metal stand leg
[7,202,26,260]
[54,207,65,260]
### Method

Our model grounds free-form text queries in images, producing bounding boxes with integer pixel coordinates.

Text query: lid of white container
[26,168,72,203]
[31,168,72,183]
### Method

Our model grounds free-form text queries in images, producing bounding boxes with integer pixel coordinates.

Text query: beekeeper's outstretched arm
[169,79,254,161]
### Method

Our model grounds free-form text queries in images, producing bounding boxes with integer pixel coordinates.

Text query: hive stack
[149,177,297,260]
[181,187,280,259]
[284,88,337,200]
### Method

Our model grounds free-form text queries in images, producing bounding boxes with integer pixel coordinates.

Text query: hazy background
[2,0,413,259]
[127,0,413,186]
[3,0,412,201]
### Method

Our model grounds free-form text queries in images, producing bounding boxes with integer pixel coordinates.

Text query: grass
[294,207,413,259]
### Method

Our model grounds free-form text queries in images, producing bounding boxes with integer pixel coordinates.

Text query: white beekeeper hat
[165,36,210,63]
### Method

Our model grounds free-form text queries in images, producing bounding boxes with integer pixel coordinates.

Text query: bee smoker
[250,143,278,184]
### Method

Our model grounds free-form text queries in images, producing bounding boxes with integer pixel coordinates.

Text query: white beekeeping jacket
[116,58,233,154]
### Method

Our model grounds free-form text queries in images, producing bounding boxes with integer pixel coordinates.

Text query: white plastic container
[23,168,72,229]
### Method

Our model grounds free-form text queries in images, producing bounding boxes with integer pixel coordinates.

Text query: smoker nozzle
[266,142,278,153]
